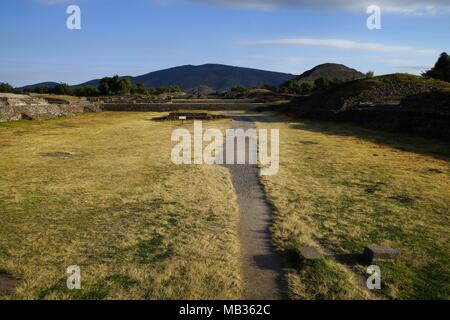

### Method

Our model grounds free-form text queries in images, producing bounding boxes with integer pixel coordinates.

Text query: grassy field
[256,115,450,300]
[0,113,241,300]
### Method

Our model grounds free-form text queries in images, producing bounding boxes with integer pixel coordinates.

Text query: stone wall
[284,85,450,140]
[100,102,269,112]
[0,93,99,121]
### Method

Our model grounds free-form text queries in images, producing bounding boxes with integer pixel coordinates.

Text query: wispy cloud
[33,0,450,14]
[248,55,304,64]
[34,0,72,4]
[158,0,450,14]
[240,38,437,55]
[380,58,432,71]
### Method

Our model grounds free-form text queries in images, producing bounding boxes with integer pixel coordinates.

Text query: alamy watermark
[367,5,381,30]
[66,265,81,290]
[366,265,381,290]
[66,5,81,30]
[171,121,279,176]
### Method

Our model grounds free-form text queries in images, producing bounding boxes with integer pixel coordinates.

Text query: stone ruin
[0,93,100,122]
[153,112,229,121]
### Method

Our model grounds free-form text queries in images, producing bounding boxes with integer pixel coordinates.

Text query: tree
[109,75,122,94]
[366,71,375,78]
[98,76,133,95]
[34,86,50,94]
[280,80,313,95]
[314,77,331,91]
[230,86,249,93]
[99,77,111,95]
[53,83,73,95]
[0,82,15,93]
[118,77,132,95]
[423,52,450,82]
[299,82,313,95]
[167,85,181,93]
[73,86,99,97]
[132,83,147,95]
[285,80,301,94]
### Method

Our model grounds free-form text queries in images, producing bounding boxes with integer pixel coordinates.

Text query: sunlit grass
[257,116,450,300]
[0,112,241,300]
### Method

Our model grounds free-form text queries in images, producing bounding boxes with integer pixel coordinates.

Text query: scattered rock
[300,141,319,145]
[41,152,73,158]
[298,246,322,261]
[389,195,414,205]
[428,168,443,174]
[363,246,399,264]
[0,271,19,296]
[364,182,385,194]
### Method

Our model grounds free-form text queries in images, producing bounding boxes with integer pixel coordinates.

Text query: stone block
[363,246,399,263]
[298,246,322,260]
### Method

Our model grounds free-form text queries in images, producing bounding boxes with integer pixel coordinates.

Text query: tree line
[0,75,181,97]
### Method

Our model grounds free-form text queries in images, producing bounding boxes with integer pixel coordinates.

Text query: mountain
[77,64,297,90]
[294,63,365,83]
[20,82,60,90]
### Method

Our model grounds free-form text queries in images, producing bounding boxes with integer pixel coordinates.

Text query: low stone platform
[153,112,229,121]
[363,246,399,263]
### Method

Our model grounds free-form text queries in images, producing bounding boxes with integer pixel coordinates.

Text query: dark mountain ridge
[78,64,297,90]
[20,82,59,90]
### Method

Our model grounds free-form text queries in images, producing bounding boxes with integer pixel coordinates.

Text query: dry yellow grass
[0,112,241,300]
[256,115,450,300]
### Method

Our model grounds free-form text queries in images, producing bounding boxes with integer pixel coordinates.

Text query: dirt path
[222,114,287,300]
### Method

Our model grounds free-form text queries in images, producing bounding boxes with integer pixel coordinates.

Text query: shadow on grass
[37,274,140,300]
[35,232,174,299]
[283,118,450,162]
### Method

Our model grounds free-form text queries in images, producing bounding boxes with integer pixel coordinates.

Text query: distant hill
[20,82,59,90]
[294,63,365,83]
[77,64,297,90]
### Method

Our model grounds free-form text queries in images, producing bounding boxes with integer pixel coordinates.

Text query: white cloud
[249,55,304,64]
[240,38,437,55]
[35,0,71,4]
[34,0,450,14]
[380,58,432,71]
[159,0,450,14]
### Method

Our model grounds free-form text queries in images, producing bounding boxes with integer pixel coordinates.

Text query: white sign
[179,116,187,120]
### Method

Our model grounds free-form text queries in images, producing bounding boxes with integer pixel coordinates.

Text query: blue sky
[1,0,449,86]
